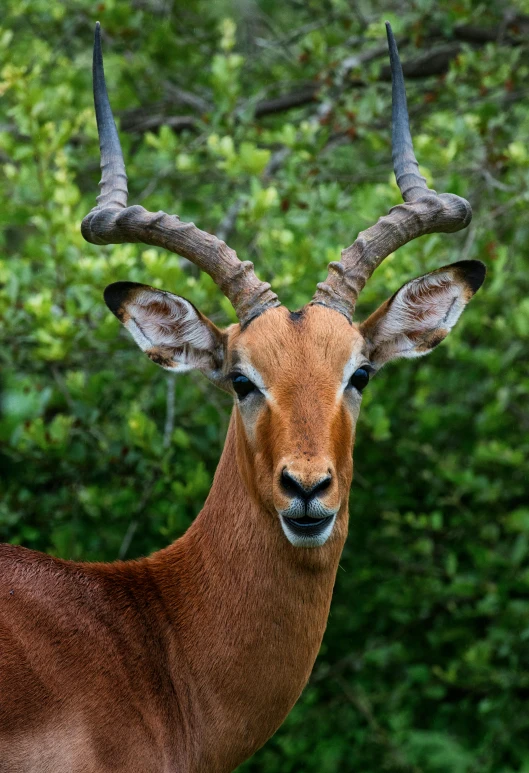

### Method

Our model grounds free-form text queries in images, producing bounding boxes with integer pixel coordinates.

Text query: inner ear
[359,260,485,368]
[104,281,226,375]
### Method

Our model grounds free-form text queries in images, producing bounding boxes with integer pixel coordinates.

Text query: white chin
[280,515,336,548]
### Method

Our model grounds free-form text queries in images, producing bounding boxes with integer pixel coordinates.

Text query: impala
[0,22,485,773]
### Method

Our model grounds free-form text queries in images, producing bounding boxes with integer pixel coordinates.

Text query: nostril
[280,469,332,501]
[280,469,307,499]
[311,475,332,496]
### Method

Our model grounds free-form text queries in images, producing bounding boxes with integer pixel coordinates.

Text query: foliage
[1,0,529,770]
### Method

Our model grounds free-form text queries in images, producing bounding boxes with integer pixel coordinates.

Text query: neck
[149,411,347,771]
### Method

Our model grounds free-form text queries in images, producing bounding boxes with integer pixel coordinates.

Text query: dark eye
[348,368,370,393]
[232,374,257,399]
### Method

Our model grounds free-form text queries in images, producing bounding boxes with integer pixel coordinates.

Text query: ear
[359,260,486,368]
[104,281,226,378]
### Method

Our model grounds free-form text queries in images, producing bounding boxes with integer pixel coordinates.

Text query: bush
[1,1,528,770]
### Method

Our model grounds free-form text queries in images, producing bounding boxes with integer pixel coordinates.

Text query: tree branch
[113,15,529,138]
[119,109,198,135]
[379,43,461,80]
[254,84,318,117]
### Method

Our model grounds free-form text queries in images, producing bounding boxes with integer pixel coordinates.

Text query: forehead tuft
[289,309,304,323]
[230,304,364,377]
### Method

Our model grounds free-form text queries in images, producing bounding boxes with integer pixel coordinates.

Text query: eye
[232,374,257,399]
[348,367,370,393]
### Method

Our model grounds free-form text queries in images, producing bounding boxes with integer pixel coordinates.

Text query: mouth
[283,514,333,537]
[280,513,336,547]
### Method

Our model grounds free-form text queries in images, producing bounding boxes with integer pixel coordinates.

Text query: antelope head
[83,23,485,551]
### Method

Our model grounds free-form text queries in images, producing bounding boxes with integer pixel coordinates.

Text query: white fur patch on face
[339,352,371,398]
[280,514,336,548]
[230,355,273,403]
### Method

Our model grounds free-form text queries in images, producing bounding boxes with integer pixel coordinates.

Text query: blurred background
[1,0,529,770]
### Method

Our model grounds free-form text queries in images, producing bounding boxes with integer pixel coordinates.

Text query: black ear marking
[447,260,486,296]
[104,281,146,319]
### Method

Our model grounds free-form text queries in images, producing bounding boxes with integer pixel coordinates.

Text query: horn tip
[93,22,102,66]
[385,22,396,48]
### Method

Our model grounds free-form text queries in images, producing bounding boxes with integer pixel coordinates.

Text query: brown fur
[228,307,361,523]
[0,272,481,771]
[0,306,361,773]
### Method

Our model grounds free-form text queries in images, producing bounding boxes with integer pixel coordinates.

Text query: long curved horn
[81,23,280,327]
[311,22,472,321]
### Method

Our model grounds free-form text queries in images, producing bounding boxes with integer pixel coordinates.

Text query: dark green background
[1,1,528,770]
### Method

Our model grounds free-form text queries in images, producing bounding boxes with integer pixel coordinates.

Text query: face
[104,260,483,551]
[225,305,369,548]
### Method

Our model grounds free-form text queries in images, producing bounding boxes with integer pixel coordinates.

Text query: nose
[280,468,332,502]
